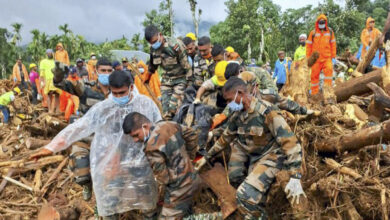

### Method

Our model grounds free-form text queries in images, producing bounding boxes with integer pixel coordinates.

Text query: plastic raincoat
[55,43,70,65]
[361,17,381,59]
[44,92,161,216]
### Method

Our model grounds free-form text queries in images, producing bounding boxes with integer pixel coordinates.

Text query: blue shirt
[372,50,386,68]
[356,44,386,67]
[273,59,291,84]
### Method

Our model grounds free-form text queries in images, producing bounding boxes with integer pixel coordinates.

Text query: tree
[142,0,173,36]
[188,0,202,38]
[10,23,22,46]
[131,33,142,50]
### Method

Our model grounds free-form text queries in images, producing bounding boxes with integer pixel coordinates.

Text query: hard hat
[212,61,228,87]
[76,58,83,63]
[348,68,354,73]
[186,32,196,41]
[122,57,129,62]
[90,52,96,57]
[29,63,37,69]
[13,87,21,95]
[225,46,235,53]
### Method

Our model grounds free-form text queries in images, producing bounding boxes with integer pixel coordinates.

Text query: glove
[195,157,207,171]
[29,148,53,161]
[193,98,201,104]
[306,109,321,116]
[332,58,337,65]
[284,175,306,205]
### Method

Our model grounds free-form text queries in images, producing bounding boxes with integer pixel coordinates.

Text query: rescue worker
[87,53,98,81]
[40,49,61,113]
[294,34,307,61]
[53,57,112,112]
[122,57,130,71]
[273,51,291,91]
[134,60,161,102]
[195,77,305,219]
[0,87,20,125]
[75,58,89,76]
[183,37,197,73]
[186,32,197,41]
[193,36,214,88]
[12,58,29,91]
[123,112,199,219]
[29,63,39,104]
[145,25,192,120]
[194,61,228,110]
[112,61,123,71]
[212,44,226,64]
[372,45,386,68]
[225,46,243,64]
[55,42,70,65]
[306,14,337,97]
[361,17,381,59]
[30,70,162,219]
[67,67,80,82]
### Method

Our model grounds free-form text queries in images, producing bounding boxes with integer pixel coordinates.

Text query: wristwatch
[291,172,302,179]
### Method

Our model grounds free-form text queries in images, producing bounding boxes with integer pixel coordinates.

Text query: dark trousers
[0,105,9,123]
[276,83,284,91]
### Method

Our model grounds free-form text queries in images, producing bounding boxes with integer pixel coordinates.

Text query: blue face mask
[151,35,162,50]
[112,94,130,106]
[98,74,109,86]
[228,91,243,112]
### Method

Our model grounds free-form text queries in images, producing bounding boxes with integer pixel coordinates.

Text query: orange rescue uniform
[134,60,161,100]
[54,43,70,66]
[306,14,337,95]
[360,17,381,59]
[59,91,79,121]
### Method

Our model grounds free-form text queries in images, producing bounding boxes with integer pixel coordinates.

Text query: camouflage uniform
[206,97,302,218]
[149,37,192,120]
[257,89,307,115]
[246,66,277,91]
[192,54,214,88]
[145,121,199,219]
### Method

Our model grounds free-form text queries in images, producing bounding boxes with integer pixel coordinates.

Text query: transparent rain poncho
[45,92,161,216]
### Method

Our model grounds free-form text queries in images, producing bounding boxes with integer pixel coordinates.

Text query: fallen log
[324,158,362,180]
[26,138,50,150]
[335,69,382,102]
[355,35,381,74]
[200,163,237,219]
[340,193,363,220]
[315,119,390,153]
[40,157,69,197]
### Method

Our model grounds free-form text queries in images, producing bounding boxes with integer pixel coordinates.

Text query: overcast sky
[0,0,325,45]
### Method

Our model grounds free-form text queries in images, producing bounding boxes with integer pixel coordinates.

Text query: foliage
[142,0,173,37]
[210,0,389,66]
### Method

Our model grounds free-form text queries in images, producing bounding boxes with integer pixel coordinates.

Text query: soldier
[145,25,192,120]
[196,77,305,219]
[245,64,277,91]
[192,36,214,88]
[123,112,199,219]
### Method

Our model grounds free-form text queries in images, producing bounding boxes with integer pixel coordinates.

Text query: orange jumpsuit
[87,59,98,81]
[360,17,381,59]
[134,60,161,100]
[59,91,79,121]
[306,14,337,95]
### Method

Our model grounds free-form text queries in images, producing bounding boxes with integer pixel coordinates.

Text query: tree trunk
[168,0,174,37]
[247,33,251,61]
[315,119,390,153]
[26,138,50,150]
[334,69,382,102]
[367,82,390,108]
[355,35,381,74]
[259,28,264,62]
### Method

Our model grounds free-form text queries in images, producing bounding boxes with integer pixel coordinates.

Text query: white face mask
[318,24,326,29]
